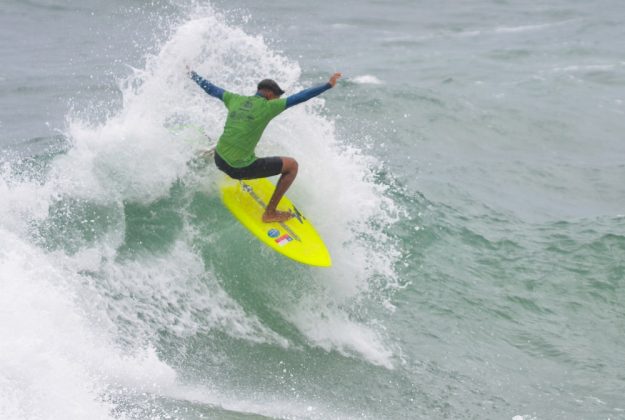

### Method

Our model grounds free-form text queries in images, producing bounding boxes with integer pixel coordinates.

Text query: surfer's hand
[328,72,342,87]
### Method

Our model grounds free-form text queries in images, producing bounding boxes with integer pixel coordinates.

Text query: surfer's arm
[285,73,341,109]
[190,71,225,101]
[285,83,332,109]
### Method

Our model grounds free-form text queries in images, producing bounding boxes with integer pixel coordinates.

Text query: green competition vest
[215,92,287,168]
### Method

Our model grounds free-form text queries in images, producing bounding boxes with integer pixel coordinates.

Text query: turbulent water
[1,0,624,419]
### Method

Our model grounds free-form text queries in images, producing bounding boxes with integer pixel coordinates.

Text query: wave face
[0,3,401,419]
[3,0,625,419]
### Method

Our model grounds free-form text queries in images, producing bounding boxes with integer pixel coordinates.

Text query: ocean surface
[1,0,624,419]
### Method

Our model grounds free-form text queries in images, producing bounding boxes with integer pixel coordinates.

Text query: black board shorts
[214,152,283,180]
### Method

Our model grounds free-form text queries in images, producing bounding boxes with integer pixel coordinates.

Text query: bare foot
[262,210,293,223]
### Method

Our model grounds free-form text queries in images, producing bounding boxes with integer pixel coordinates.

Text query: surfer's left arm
[189,70,225,101]
[285,72,342,109]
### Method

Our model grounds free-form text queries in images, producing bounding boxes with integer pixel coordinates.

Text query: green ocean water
[1,1,624,419]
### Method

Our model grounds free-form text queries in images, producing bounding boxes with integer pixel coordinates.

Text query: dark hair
[257,79,285,96]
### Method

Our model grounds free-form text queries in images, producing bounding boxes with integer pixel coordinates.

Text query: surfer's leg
[262,157,297,223]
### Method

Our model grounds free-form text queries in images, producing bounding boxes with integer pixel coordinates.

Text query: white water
[0,230,178,420]
[0,5,400,418]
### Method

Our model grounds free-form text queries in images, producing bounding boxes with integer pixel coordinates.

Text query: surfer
[188,68,342,222]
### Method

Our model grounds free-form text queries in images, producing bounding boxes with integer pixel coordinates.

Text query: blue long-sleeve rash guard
[191,71,225,100]
[284,83,332,108]
[190,71,331,108]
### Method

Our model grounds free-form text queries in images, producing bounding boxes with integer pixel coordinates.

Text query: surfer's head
[257,79,284,99]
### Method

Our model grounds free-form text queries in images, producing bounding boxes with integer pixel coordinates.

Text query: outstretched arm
[285,72,342,109]
[189,70,225,101]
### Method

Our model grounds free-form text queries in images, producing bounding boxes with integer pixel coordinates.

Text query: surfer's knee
[282,157,298,176]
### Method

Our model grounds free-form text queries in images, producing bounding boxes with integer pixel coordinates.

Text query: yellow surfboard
[219,176,332,267]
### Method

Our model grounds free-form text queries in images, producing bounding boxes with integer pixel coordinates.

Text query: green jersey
[216,92,287,168]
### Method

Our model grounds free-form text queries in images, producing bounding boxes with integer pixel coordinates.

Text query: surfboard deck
[219,176,332,267]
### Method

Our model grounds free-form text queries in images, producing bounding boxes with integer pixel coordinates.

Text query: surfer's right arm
[189,71,225,101]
